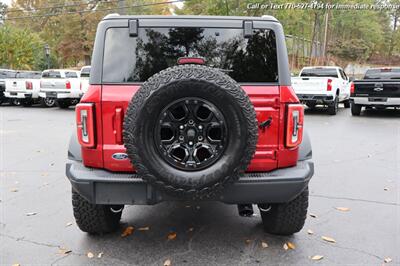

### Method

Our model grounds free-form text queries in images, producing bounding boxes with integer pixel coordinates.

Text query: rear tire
[11,99,21,106]
[72,190,123,234]
[40,98,56,108]
[343,100,350,108]
[327,97,338,115]
[351,102,362,116]
[259,187,309,235]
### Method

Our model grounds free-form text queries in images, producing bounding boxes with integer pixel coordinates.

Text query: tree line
[0,0,399,70]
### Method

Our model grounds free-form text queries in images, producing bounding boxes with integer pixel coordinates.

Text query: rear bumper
[4,91,34,99]
[297,94,334,103]
[66,160,314,205]
[39,91,81,99]
[351,97,400,106]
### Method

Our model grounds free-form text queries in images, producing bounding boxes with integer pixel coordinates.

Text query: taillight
[66,80,71,89]
[327,79,332,91]
[76,103,95,148]
[350,82,355,94]
[25,81,33,90]
[286,104,304,148]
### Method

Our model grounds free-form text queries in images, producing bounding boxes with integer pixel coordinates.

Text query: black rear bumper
[297,94,334,103]
[66,160,314,205]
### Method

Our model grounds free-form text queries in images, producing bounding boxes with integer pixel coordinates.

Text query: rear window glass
[65,72,78,78]
[80,67,90,77]
[0,70,17,79]
[364,68,400,79]
[42,71,61,78]
[300,68,338,78]
[103,27,278,83]
[16,72,42,79]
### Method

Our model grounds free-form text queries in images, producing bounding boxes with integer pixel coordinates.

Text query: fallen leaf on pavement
[322,236,336,243]
[261,241,268,248]
[65,222,73,227]
[12,264,20,266]
[164,259,172,266]
[245,239,252,244]
[167,232,177,240]
[58,248,72,254]
[121,226,134,237]
[307,229,314,235]
[384,257,392,263]
[335,207,350,212]
[138,226,150,231]
[384,187,389,191]
[26,212,37,216]
[188,227,194,232]
[87,252,94,258]
[287,242,296,249]
[283,243,288,250]
[10,188,18,192]
[309,213,318,218]
[98,252,104,258]
[311,255,324,261]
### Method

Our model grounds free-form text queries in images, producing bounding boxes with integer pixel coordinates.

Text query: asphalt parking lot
[1,104,399,265]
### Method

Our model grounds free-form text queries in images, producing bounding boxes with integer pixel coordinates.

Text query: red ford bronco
[66,15,314,235]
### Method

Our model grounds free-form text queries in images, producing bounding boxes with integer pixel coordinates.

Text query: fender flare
[68,132,82,162]
[298,129,312,161]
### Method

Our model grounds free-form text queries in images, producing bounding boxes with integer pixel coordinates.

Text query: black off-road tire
[327,97,338,115]
[40,97,56,108]
[343,100,350,108]
[57,99,71,109]
[351,102,362,116]
[259,187,309,235]
[123,64,258,199]
[72,190,123,234]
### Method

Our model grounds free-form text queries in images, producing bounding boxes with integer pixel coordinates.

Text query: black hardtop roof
[102,14,279,23]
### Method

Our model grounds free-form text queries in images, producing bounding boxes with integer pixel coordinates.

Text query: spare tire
[123,64,258,199]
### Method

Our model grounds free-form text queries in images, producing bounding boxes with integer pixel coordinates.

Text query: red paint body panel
[79,84,300,173]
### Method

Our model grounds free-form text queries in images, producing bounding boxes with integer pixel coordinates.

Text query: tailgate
[292,77,328,93]
[354,80,400,97]
[40,79,67,90]
[5,79,25,92]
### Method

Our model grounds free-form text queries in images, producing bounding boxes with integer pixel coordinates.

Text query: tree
[0,25,43,69]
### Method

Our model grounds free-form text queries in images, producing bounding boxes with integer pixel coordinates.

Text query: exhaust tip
[238,204,254,217]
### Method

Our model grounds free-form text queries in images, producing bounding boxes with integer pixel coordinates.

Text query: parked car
[350,67,400,115]
[292,66,351,115]
[66,15,314,236]
[38,69,81,108]
[4,71,42,106]
[79,66,90,94]
[0,69,17,105]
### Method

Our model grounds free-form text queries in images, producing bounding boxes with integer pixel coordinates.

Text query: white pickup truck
[292,66,351,115]
[79,66,90,94]
[38,69,81,109]
[4,71,42,106]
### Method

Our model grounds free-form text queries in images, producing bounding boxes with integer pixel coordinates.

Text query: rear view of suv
[66,15,314,236]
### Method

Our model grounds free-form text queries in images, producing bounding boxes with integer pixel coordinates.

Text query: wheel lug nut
[179,136,184,140]
[198,125,203,130]
[179,125,184,130]
[189,141,193,145]
[198,136,203,141]
[188,120,194,125]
